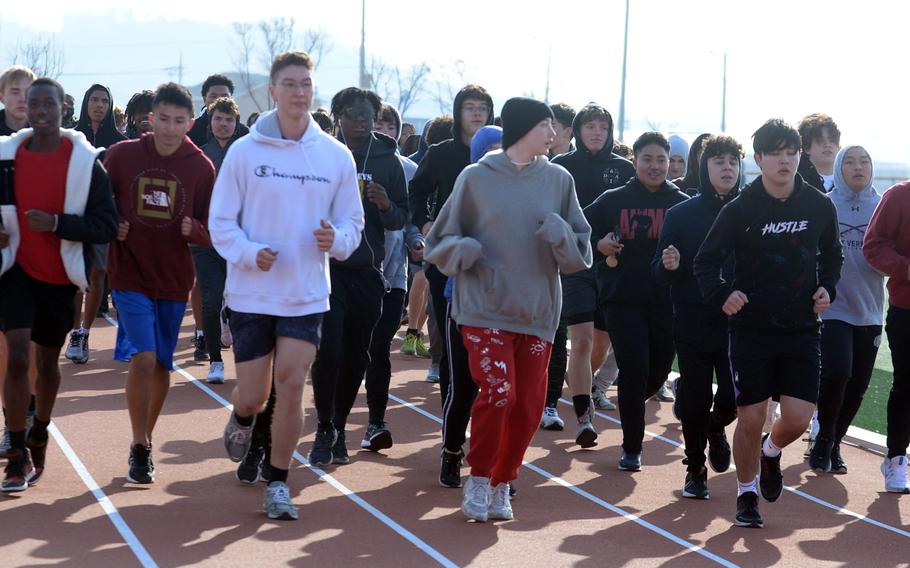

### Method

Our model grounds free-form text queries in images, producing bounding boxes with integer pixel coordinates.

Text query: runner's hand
[812,287,831,314]
[410,241,425,262]
[662,245,680,271]
[181,216,194,237]
[256,247,278,272]
[314,220,335,252]
[117,221,130,241]
[366,182,391,212]
[0,229,8,248]
[722,290,749,316]
[26,210,55,232]
[596,232,623,256]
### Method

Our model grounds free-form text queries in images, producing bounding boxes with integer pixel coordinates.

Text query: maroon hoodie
[104,133,214,301]
[864,180,910,309]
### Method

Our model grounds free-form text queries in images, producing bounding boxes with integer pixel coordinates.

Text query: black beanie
[500,97,554,150]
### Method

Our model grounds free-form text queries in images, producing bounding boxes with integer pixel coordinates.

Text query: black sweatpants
[425,264,451,403]
[884,305,910,458]
[674,312,736,472]
[365,288,407,425]
[606,302,676,455]
[311,265,385,431]
[817,319,881,444]
[191,246,227,363]
[545,318,568,407]
[442,303,477,453]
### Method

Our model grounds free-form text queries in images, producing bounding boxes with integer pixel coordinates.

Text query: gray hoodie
[425,150,592,341]
[823,145,885,326]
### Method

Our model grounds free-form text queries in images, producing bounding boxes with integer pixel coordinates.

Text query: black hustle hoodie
[651,149,741,324]
[333,131,409,271]
[75,84,127,149]
[693,174,843,333]
[408,88,494,230]
[552,104,636,208]
[584,177,688,305]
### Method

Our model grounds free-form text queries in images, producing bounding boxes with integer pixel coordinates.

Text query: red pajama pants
[461,326,553,486]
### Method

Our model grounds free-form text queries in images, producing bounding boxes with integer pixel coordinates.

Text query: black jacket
[189,107,250,148]
[75,84,127,149]
[584,177,688,305]
[798,153,826,193]
[334,132,409,271]
[652,151,740,324]
[693,174,843,333]
[0,110,22,136]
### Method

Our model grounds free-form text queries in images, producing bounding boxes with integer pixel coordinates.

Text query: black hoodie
[75,84,127,149]
[551,105,636,208]
[334,131,409,271]
[652,150,741,322]
[797,153,826,193]
[693,174,843,333]
[408,88,494,230]
[584,177,689,305]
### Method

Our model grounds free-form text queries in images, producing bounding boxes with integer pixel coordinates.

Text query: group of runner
[0,49,908,530]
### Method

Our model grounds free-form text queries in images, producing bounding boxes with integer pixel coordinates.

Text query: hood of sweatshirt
[75,84,126,149]
[831,145,876,202]
[250,109,322,148]
[695,149,742,208]
[476,149,549,179]
[571,103,616,160]
[342,131,398,161]
[451,88,494,142]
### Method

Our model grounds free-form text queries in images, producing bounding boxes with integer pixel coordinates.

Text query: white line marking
[48,422,158,568]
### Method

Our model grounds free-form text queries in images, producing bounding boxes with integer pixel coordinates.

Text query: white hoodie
[209,110,364,317]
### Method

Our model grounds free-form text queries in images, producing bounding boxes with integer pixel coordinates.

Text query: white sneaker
[264,481,298,520]
[881,456,910,494]
[206,362,225,384]
[488,482,513,520]
[462,475,491,522]
[655,380,675,402]
[592,389,616,411]
[540,405,565,430]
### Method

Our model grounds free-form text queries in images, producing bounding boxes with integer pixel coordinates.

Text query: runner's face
[0,77,31,123]
[133,111,153,135]
[204,85,231,107]
[374,119,397,139]
[668,156,686,179]
[460,98,490,137]
[269,66,314,121]
[633,144,669,190]
[706,153,740,195]
[807,128,839,171]
[339,98,376,145]
[88,89,110,123]
[755,147,799,186]
[552,120,571,147]
[579,120,610,153]
[211,110,237,142]
[26,85,62,136]
[150,103,193,151]
[520,118,555,157]
[841,146,872,193]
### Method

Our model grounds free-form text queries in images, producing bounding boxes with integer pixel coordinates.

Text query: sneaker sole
[461,506,488,522]
[618,464,642,472]
[332,456,351,465]
[126,474,154,484]
[206,378,225,385]
[576,429,598,449]
[439,479,462,488]
[361,431,393,451]
[266,511,299,521]
[74,357,89,365]
[1,483,28,493]
[541,421,564,431]
[682,489,709,499]
[488,510,513,521]
[308,456,333,467]
[734,517,764,528]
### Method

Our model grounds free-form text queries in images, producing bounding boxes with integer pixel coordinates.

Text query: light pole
[721,51,727,132]
[618,0,630,142]
[359,0,368,89]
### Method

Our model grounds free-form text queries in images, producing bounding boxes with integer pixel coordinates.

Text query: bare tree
[11,35,65,79]
[367,55,393,99]
[231,22,264,112]
[431,59,467,115]
[300,26,333,68]
[395,62,430,117]
[259,17,296,72]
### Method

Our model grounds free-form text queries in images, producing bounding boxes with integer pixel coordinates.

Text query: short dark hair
[549,103,576,128]
[27,77,64,102]
[612,141,633,160]
[797,113,841,152]
[330,87,382,120]
[126,90,155,121]
[201,74,234,98]
[312,108,333,133]
[208,96,239,118]
[402,133,421,156]
[701,135,744,161]
[270,51,314,83]
[752,118,801,154]
[152,82,194,116]
[426,115,454,145]
[632,131,670,157]
[247,112,260,127]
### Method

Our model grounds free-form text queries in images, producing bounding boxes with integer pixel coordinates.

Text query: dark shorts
[729,327,821,406]
[230,311,324,363]
[561,267,606,331]
[0,263,77,348]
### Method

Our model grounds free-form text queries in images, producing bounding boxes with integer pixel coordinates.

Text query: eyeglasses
[343,106,375,121]
[462,104,490,115]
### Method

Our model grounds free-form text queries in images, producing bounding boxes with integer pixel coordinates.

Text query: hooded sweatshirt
[668,134,689,178]
[104,133,215,301]
[693,174,843,333]
[798,153,826,193]
[75,84,127,149]
[408,88,495,230]
[425,151,592,341]
[584,177,689,305]
[209,110,364,317]
[201,111,246,174]
[823,146,884,326]
[652,149,741,318]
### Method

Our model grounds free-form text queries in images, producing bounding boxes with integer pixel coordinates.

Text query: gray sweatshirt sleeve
[536,177,592,274]
[424,172,484,276]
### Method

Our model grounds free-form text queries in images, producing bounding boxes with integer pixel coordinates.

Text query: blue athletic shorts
[112,290,187,371]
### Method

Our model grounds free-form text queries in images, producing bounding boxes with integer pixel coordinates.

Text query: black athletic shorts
[561,266,606,330]
[0,263,77,348]
[729,327,821,406]
[230,310,324,363]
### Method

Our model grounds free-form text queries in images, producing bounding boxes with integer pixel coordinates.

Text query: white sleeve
[209,149,268,270]
[327,152,365,261]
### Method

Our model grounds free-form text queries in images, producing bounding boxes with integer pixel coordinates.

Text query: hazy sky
[2,1,908,164]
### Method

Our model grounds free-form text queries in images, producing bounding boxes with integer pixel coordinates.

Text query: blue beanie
[470,125,503,163]
[669,134,689,160]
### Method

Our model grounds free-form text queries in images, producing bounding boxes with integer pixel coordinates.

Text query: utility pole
[544,45,552,103]
[359,0,368,88]
[721,51,727,132]
[178,50,184,85]
[618,0,630,142]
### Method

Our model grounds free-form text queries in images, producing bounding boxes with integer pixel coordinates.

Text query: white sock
[763,434,782,458]
[195,330,204,338]
[737,478,758,496]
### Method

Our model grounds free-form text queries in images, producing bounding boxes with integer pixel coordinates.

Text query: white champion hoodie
[209,110,364,317]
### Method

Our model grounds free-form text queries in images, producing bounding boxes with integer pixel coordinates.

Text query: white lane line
[48,422,158,568]
[563,398,910,539]
[388,393,739,568]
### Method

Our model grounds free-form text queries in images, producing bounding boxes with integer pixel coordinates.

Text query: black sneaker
[237,444,264,484]
[682,467,710,499]
[127,443,154,484]
[707,430,731,473]
[809,436,832,473]
[439,449,464,488]
[830,442,848,475]
[759,433,783,502]
[193,334,208,362]
[26,430,48,485]
[735,491,763,528]
[332,430,350,465]
[2,449,34,493]
[361,422,393,452]
[259,444,272,483]
[308,424,336,467]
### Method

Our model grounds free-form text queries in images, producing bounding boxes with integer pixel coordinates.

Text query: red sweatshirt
[104,134,215,301]
[864,181,910,309]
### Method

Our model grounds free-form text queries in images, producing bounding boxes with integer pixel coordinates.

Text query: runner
[694,118,843,527]
[188,74,250,147]
[797,113,840,192]
[0,77,117,492]
[667,134,688,181]
[210,51,364,520]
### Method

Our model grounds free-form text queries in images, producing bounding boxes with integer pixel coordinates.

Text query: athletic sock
[9,429,26,451]
[737,477,758,496]
[195,330,204,339]
[234,412,253,428]
[762,434,782,458]
[29,417,50,441]
[887,449,905,459]
[269,466,289,484]
[28,396,36,414]
[572,394,591,419]
[406,328,418,338]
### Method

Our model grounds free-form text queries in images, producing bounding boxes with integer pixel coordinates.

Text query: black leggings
[442,303,477,453]
[190,246,226,363]
[884,306,910,458]
[364,288,407,425]
[425,265,451,403]
[545,318,568,406]
[817,319,881,444]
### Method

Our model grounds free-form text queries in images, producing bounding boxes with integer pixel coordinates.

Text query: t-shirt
[15,137,73,285]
